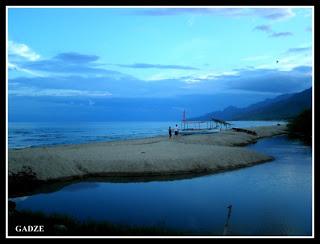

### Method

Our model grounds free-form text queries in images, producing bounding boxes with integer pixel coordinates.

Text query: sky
[8,7,313,121]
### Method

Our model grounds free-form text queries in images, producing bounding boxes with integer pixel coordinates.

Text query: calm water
[11,135,312,236]
[8,121,284,149]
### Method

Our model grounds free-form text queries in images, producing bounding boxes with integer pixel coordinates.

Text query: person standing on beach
[169,126,172,138]
[174,124,179,136]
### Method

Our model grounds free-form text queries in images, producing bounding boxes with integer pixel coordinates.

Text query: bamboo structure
[180,110,232,131]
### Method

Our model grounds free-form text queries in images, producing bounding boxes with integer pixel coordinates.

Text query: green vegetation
[8,209,185,236]
[9,166,43,197]
[287,109,312,145]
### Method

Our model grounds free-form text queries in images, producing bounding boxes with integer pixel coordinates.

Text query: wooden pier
[180,110,232,134]
[232,127,257,136]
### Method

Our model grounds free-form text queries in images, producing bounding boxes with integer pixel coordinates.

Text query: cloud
[8,41,40,61]
[133,8,245,17]
[294,66,312,72]
[133,8,295,20]
[8,49,151,98]
[286,47,311,53]
[253,25,293,38]
[23,58,121,76]
[115,63,199,70]
[8,46,311,99]
[222,66,311,93]
[305,26,312,32]
[269,31,293,38]
[253,25,272,32]
[9,64,312,98]
[273,54,312,71]
[8,62,44,77]
[9,86,112,97]
[249,45,311,72]
[12,51,134,80]
[9,74,152,98]
[162,65,311,95]
[251,8,295,20]
[54,52,99,63]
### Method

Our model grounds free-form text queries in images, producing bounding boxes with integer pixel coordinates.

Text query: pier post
[223,205,232,235]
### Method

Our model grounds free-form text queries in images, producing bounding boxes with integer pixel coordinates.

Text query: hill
[191,88,312,121]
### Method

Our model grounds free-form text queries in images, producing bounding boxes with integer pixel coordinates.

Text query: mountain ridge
[190,88,312,121]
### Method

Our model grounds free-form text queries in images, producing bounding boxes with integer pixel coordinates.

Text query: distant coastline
[9,125,287,197]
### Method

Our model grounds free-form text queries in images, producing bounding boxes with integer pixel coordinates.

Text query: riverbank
[8,125,287,196]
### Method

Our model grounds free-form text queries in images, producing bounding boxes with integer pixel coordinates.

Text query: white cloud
[136,8,296,21]
[252,8,295,21]
[147,69,240,85]
[276,55,311,71]
[8,62,44,77]
[185,70,239,83]
[255,53,311,71]
[8,41,40,61]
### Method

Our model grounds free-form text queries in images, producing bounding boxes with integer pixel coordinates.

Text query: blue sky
[8,7,313,121]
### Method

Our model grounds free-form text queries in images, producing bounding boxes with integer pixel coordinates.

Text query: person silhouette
[174,124,179,136]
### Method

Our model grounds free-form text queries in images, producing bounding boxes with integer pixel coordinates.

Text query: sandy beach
[9,125,287,184]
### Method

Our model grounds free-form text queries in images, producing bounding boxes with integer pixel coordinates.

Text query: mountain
[191,88,312,121]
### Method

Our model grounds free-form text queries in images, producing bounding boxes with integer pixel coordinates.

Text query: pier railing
[181,118,232,131]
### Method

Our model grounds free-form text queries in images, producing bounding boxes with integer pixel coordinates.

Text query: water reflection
[13,136,312,235]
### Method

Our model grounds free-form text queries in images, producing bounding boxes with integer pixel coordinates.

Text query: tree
[287,109,312,144]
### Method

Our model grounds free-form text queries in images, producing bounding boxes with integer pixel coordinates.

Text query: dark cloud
[144,65,312,95]
[23,58,123,76]
[9,65,312,98]
[8,47,311,98]
[253,25,294,38]
[116,63,199,70]
[291,65,312,73]
[224,67,311,93]
[158,66,311,95]
[269,32,293,38]
[14,52,133,80]
[12,51,199,77]
[54,52,99,63]
[253,25,272,32]
[287,47,311,53]
[9,75,147,97]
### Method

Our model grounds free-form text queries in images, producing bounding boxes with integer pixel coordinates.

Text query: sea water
[8,121,285,149]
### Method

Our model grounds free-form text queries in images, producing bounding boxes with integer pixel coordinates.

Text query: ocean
[8,121,285,149]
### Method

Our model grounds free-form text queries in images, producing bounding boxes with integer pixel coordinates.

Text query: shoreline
[9,125,287,197]
[9,121,287,150]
